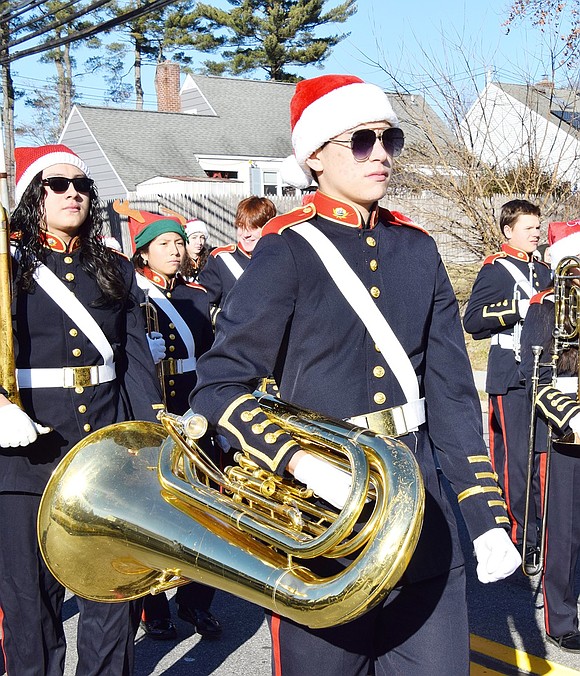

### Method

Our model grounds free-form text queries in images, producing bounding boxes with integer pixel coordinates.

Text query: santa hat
[548,219,580,269]
[185,218,209,238]
[15,144,91,205]
[280,74,399,189]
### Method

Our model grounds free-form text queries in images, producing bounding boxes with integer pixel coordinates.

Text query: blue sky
[9,0,571,136]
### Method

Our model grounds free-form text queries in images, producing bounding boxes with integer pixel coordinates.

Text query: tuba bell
[37,393,424,629]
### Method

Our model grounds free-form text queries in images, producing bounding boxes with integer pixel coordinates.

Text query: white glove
[147,331,166,364]
[569,412,580,434]
[473,528,522,583]
[518,299,530,319]
[0,403,51,448]
[292,453,352,509]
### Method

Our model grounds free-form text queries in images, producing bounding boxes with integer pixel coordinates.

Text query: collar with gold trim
[40,231,81,253]
[501,243,534,262]
[142,265,174,290]
[312,191,378,229]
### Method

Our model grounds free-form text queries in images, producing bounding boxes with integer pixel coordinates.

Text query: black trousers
[489,388,541,547]
[0,492,140,676]
[267,566,469,676]
[542,447,580,638]
[141,582,216,621]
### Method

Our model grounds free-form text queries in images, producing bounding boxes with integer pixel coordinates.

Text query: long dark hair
[180,247,209,279]
[10,173,127,303]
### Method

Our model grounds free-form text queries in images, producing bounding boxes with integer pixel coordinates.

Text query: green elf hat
[133,217,186,250]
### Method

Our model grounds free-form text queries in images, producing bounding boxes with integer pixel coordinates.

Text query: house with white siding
[59,65,451,202]
[461,80,580,188]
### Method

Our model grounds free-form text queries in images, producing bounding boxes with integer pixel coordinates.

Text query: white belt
[348,398,426,437]
[491,334,514,349]
[162,356,197,376]
[555,376,578,394]
[16,364,116,389]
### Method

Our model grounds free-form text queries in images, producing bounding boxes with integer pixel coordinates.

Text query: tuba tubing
[37,395,425,629]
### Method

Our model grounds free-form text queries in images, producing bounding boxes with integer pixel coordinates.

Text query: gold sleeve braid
[217,394,300,472]
[460,455,509,525]
[536,385,580,433]
[482,299,517,327]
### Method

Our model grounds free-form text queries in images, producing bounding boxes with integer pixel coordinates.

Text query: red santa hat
[14,144,91,205]
[280,74,399,189]
[548,219,580,269]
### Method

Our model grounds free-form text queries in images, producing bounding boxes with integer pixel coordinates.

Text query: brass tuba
[37,393,424,629]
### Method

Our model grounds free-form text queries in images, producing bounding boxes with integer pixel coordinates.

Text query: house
[461,79,580,188]
[59,64,451,202]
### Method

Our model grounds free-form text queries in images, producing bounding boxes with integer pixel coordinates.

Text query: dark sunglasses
[41,176,94,193]
[327,127,405,161]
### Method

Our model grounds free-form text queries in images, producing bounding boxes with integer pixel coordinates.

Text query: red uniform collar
[311,191,379,229]
[501,242,534,262]
[40,230,81,253]
[142,265,175,290]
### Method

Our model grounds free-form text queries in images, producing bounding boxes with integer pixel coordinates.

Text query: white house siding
[59,107,128,200]
[462,82,580,188]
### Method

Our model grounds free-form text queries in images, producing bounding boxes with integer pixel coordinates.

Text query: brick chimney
[155,61,181,113]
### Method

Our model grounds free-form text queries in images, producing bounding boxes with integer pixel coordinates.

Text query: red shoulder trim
[184,281,207,292]
[531,289,553,305]
[111,248,129,261]
[380,208,430,236]
[211,243,236,257]
[262,204,316,236]
[483,252,507,265]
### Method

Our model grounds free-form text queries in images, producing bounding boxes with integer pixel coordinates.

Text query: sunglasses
[41,176,94,193]
[327,127,405,161]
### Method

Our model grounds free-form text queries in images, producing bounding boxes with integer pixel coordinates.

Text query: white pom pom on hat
[14,144,91,205]
[280,74,399,189]
[548,219,580,270]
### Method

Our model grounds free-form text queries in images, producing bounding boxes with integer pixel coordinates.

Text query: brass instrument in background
[0,201,22,407]
[522,256,580,576]
[37,393,425,629]
[141,288,167,406]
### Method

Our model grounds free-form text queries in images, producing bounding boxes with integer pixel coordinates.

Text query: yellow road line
[470,663,509,675]
[471,634,580,675]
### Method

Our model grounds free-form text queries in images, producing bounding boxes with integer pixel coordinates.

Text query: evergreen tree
[192,0,357,82]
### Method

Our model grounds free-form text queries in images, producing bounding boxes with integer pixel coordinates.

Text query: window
[263,171,277,195]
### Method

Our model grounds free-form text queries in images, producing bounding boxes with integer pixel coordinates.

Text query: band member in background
[198,196,276,322]
[181,218,210,283]
[0,145,163,675]
[519,219,580,653]
[132,212,221,640]
[191,74,520,675]
[464,200,552,572]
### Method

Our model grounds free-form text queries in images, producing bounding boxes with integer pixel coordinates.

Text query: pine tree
[192,0,357,82]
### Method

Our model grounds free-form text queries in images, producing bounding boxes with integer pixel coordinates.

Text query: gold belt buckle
[363,408,398,436]
[72,366,94,388]
[163,358,179,376]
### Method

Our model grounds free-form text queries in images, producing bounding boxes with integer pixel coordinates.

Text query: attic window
[552,109,580,130]
[205,170,239,179]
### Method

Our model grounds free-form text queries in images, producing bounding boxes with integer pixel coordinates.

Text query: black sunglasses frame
[41,176,94,193]
[327,127,405,161]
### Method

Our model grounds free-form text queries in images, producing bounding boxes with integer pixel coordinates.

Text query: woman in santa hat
[519,219,580,653]
[181,218,211,283]
[0,144,163,675]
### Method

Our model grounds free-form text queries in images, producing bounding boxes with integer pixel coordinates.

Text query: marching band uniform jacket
[136,267,214,415]
[192,191,510,584]
[463,245,552,394]
[198,242,252,310]
[0,234,163,495]
[519,290,580,434]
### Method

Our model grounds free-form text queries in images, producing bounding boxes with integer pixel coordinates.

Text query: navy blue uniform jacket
[198,243,251,309]
[0,235,162,494]
[463,245,552,394]
[192,192,510,583]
